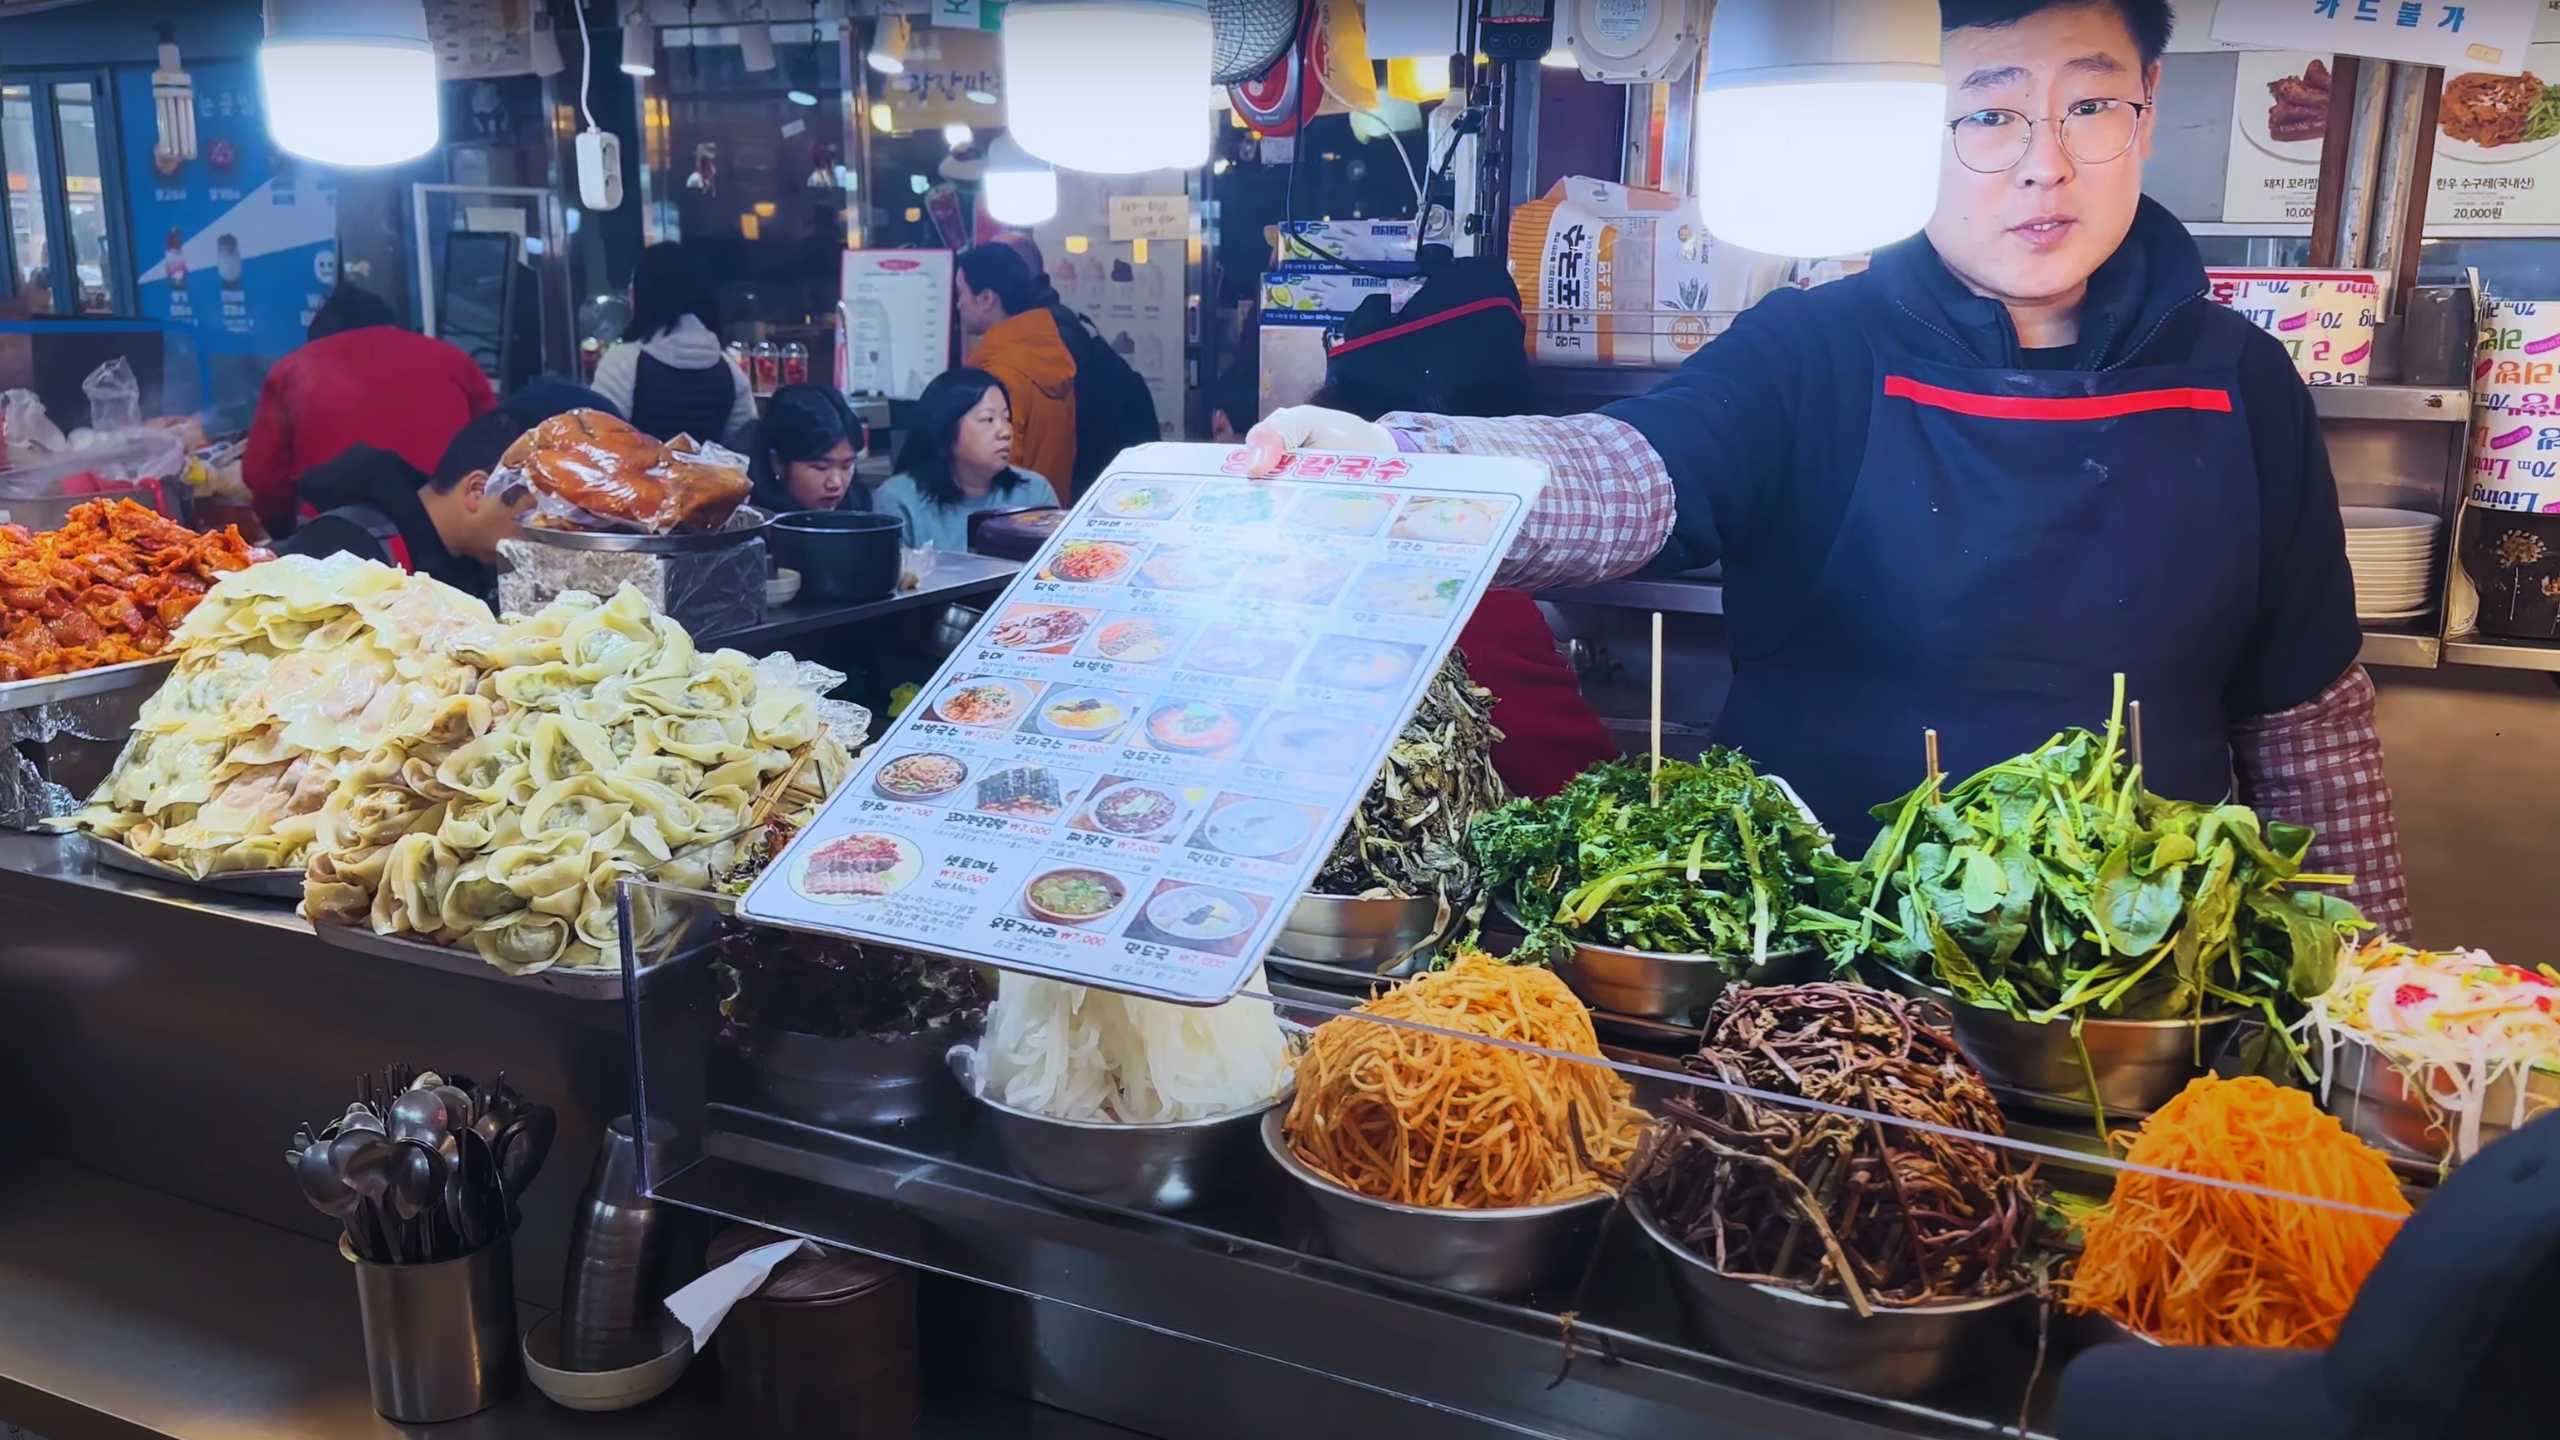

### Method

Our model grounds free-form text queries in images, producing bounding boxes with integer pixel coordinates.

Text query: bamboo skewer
[1649,611,1665,805]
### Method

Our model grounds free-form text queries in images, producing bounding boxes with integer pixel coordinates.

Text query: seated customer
[873,368,1058,552]
[742,384,873,515]
[277,405,557,601]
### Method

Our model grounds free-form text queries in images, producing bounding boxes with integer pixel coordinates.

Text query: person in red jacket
[242,283,495,533]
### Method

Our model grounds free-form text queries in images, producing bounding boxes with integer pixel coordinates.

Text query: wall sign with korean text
[742,443,1549,1005]
[2215,0,2536,74]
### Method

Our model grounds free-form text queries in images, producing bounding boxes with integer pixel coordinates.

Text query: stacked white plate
[2343,507,2441,622]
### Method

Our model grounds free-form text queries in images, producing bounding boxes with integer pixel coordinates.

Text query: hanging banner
[2223,51,2336,227]
[2213,0,2537,74]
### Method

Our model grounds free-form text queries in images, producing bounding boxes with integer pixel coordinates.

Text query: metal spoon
[495,1106,556,1201]
[390,1140,453,1262]
[335,1135,408,1265]
[389,1087,459,1162]
[290,1137,376,1261]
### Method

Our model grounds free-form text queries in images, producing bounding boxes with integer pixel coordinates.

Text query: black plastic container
[768,511,902,602]
[2461,505,2560,639]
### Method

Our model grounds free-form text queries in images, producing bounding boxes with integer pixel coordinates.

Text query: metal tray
[0,655,175,713]
[516,505,771,554]
[312,922,629,999]
[86,835,305,898]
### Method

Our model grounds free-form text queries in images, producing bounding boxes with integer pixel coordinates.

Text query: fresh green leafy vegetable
[1470,749,1862,969]
[1856,677,2367,1077]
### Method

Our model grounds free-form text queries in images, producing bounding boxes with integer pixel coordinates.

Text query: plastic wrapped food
[497,409,752,535]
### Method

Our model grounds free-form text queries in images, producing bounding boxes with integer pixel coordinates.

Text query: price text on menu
[742,442,1547,1005]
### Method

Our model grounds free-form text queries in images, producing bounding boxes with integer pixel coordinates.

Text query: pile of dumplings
[72,554,493,876]
[302,585,846,974]
[74,554,849,975]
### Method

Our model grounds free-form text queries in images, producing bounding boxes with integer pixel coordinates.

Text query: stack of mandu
[300,585,848,975]
[70,554,493,877]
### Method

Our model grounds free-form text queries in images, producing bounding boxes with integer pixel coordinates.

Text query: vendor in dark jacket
[276,382,618,601]
[1246,0,2411,933]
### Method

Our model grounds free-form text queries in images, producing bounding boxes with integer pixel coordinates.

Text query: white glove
[1239,405,1397,476]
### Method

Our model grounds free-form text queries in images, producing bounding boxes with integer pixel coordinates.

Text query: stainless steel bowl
[2325,1034,2560,1168]
[518,505,772,553]
[1631,1197,2032,1399]
[748,1024,974,1130]
[2058,1308,2163,1355]
[1875,965,2235,1118]
[1556,937,1824,1020]
[1273,893,1444,971]
[951,1047,1283,1212]
[1259,1110,1609,1297]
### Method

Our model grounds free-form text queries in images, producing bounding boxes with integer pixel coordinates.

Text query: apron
[1718,307,2260,850]
[630,352,739,444]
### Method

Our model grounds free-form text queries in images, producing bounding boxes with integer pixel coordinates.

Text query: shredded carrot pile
[1283,951,1648,1208]
[2065,1075,2409,1348]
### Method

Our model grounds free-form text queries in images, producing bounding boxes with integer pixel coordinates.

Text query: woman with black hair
[743,384,873,515]
[591,242,758,444]
[872,367,1057,551]
[955,242,1079,491]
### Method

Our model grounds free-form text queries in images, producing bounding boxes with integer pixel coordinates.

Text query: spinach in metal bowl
[1471,750,1862,968]
[1854,679,2367,1075]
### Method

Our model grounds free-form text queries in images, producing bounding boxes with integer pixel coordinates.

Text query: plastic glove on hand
[1238,406,1397,477]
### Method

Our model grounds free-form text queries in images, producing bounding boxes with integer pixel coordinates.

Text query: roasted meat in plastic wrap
[498,408,752,535]
[0,498,255,681]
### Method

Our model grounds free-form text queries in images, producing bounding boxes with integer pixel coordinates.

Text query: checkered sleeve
[2230,664,2413,936]
[1380,411,1678,592]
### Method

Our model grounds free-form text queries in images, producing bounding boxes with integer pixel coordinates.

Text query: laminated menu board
[742,442,1546,1004]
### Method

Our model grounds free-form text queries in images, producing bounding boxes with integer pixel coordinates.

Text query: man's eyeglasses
[1948,97,2152,174]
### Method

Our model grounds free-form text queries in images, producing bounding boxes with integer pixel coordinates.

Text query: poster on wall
[840,249,955,401]
[115,57,339,420]
[2424,41,2560,230]
[427,0,537,79]
[2221,50,2335,228]
[1033,172,1187,440]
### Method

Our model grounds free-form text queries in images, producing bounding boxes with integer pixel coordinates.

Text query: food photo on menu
[1039,539,1142,585]
[740,442,1545,1004]
[1031,686,1142,744]
[1122,879,1274,957]
[1289,486,1400,536]
[988,602,1095,653]
[1072,777,1192,841]
[1132,546,1227,593]
[1186,793,1326,864]
[1087,613,1188,663]
[1142,698,1256,760]
[1095,477,1193,520]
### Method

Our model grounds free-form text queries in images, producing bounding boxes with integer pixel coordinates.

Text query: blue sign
[113,57,339,413]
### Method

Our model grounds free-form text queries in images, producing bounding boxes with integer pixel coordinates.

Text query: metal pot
[950,1046,1283,1212]
[1631,1197,2031,1400]
[767,510,902,602]
[2324,1034,2560,1168]
[1555,937,1824,1021]
[1259,1110,1609,1298]
[1874,964,2236,1118]
[748,1024,974,1130]
[1273,893,1444,971]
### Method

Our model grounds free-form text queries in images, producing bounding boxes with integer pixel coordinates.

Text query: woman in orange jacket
[954,243,1079,494]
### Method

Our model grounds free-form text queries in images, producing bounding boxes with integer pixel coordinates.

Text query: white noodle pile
[978,967,1292,1122]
